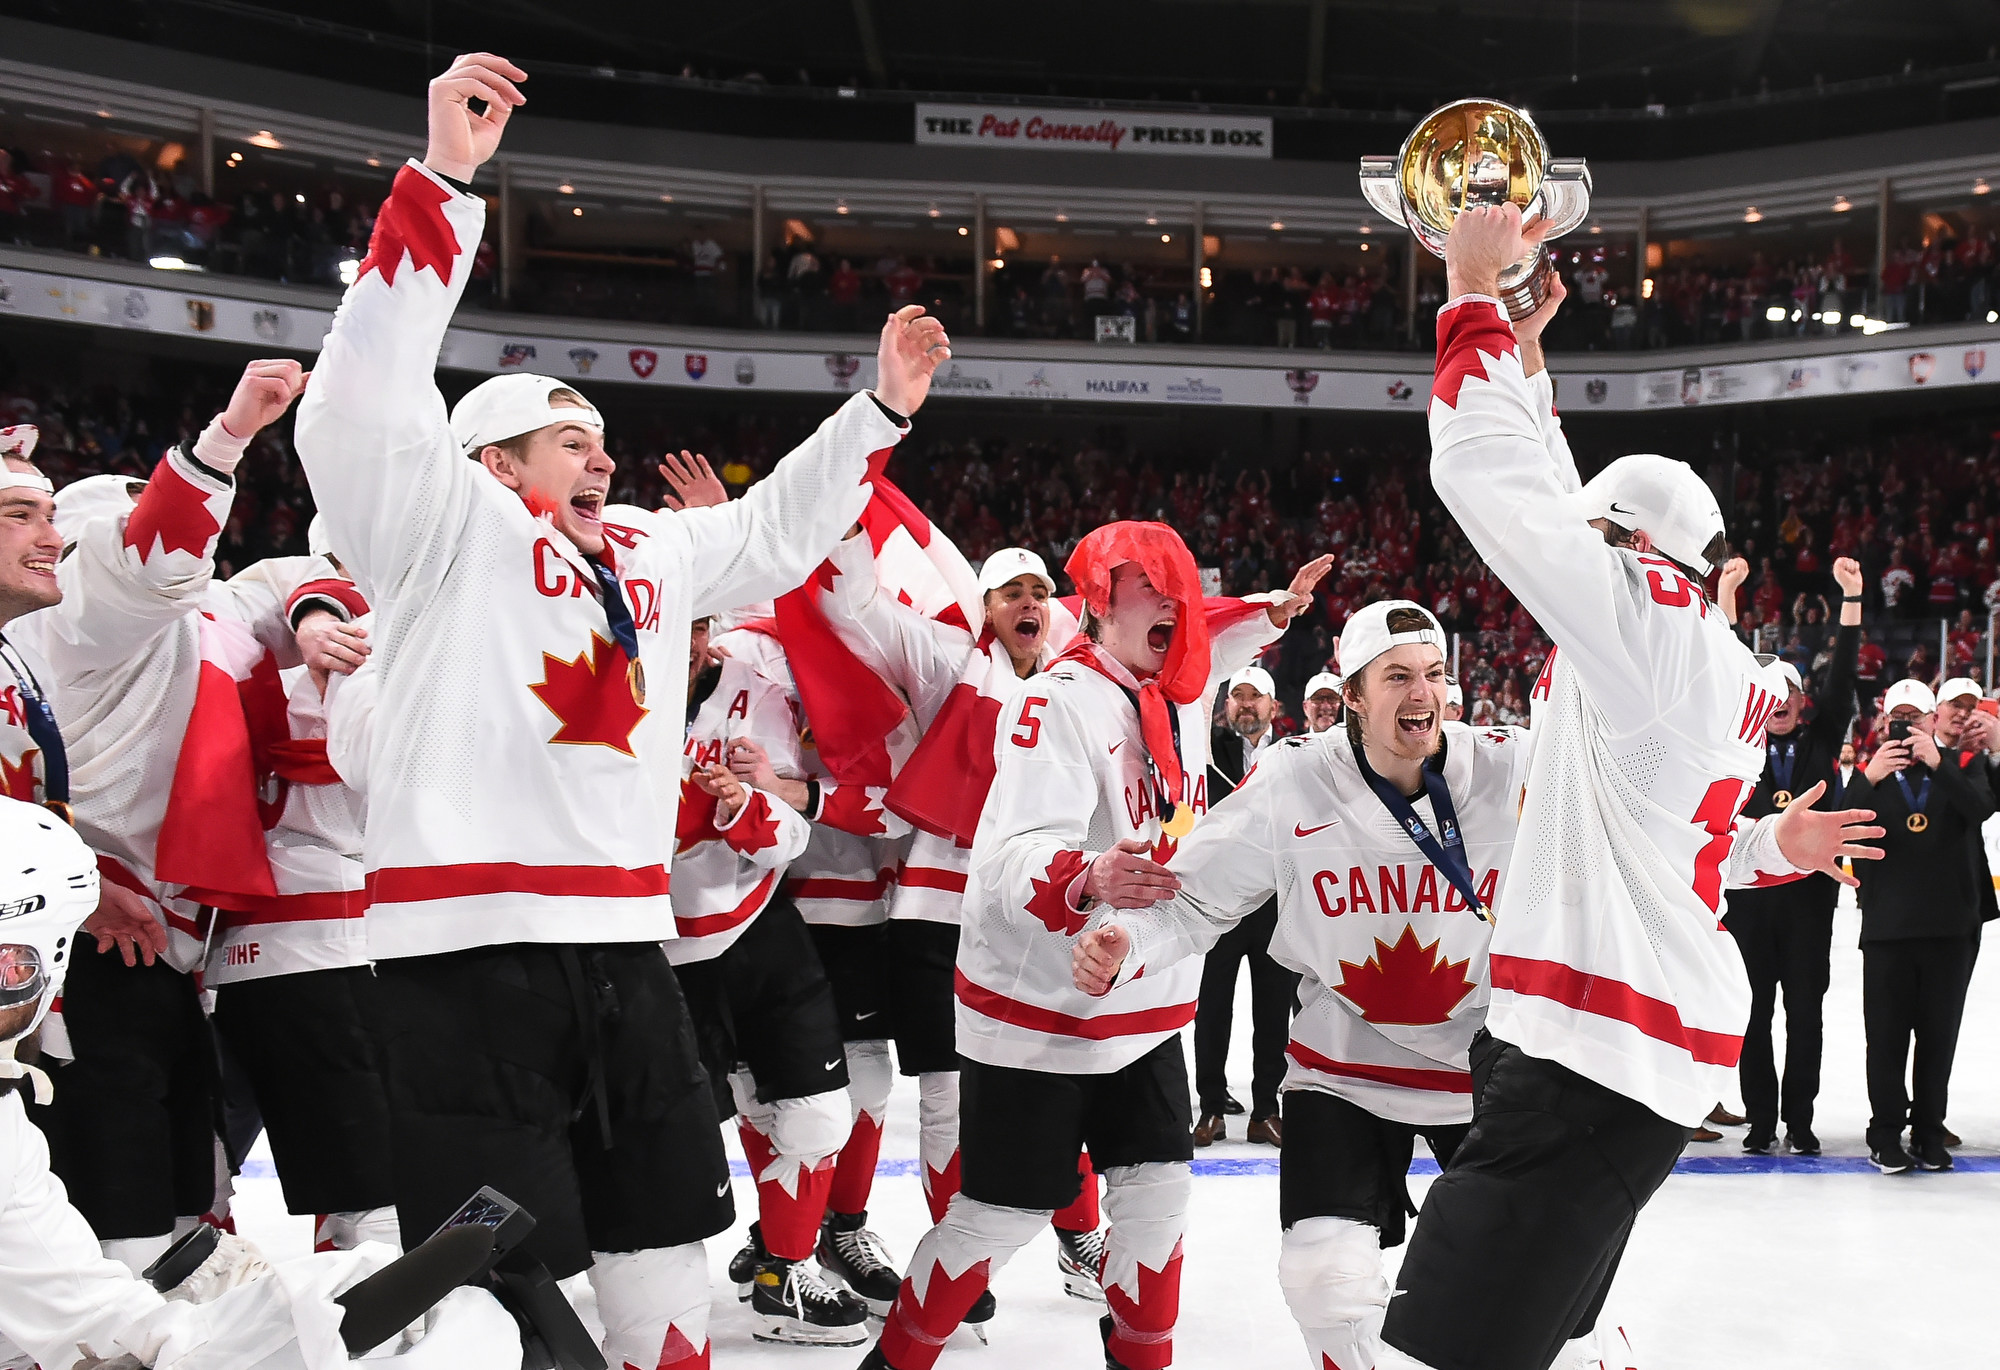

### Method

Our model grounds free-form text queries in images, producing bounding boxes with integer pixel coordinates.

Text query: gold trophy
[1360,99,1592,320]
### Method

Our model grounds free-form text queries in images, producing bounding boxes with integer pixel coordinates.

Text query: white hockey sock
[881,1195,1050,1370]
[590,1243,710,1370]
[1099,1163,1190,1370]
[1279,1216,1389,1370]
[915,1070,962,1222]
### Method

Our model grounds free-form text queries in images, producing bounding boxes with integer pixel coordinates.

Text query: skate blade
[815,1262,896,1319]
[750,1319,870,1347]
[1060,1273,1107,1304]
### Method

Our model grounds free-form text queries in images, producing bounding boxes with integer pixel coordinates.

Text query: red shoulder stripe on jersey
[785,873,892,902]
[217,889,367,927]
[897,864,968,894]
[1431,297,1519,409]
[674,870,779,939]
[365,861,671,904]
[954,968,1196,1040]
[124,453,221,564]
[1490,953,1743,1066]
[1283,1041,1472,1093]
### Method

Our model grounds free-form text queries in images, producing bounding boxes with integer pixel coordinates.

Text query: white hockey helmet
[450,373,606,458]
[0,798,99,1045]
[1580,454,1727,576]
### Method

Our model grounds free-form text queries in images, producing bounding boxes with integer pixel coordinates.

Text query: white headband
[0,469,53,496]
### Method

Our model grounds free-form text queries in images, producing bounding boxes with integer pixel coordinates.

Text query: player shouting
[858,522,1324,1370]
[1371,205,1884,1370]
[1070,600,1869,1370]
[294,51,946,1370]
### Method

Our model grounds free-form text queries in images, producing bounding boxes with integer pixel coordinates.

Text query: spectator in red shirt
[828,258,861,330]
[1306,273,1338,349]
[0,149,31,244]
[52,159,100,249]
[886,257,923,309]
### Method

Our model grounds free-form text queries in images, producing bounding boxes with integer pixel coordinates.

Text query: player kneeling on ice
[1071,597,1887,1370]
[0,799,520,1370]
[857,521,1322,1370]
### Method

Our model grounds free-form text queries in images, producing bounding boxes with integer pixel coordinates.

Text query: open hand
[1085,837,1179,909]
[1772,781,1884,889]
[83,881,167,968]
[1270,554,1336,626]
[1073,924,1131,996]
[219,359,308,440]
[658,450,726,511]
[875,305,951,418]
[424,53,526,182]
[691,761,746,823]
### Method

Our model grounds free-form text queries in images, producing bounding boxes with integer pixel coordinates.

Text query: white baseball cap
[1580,453,1727,575]
[978,547,1057,597]
[1228,666,1275,698]
[1773,661,1804,695]
[1445,680,1464,708]
[0,424,38,461]
[1304,671,1342,700]
[1938,676,1984,705]
[450,373,606,457]
[1882,679,1937,716]
[1338,600,1446,680]
[307,514,334,560]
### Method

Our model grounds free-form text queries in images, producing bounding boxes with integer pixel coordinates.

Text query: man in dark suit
[1722,556,1862,1157]
[1191,666,1295,1147]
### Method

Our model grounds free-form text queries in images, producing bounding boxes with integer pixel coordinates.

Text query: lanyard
[1767,738,1797,794]
[0,637,67,809]
[1352,740,1488,922]
[1111,680,1187,834]
[1894,767,1932,830]
[586,557,647,704]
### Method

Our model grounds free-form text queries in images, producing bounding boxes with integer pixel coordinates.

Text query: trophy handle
[1359,156,1415,233]
[1536,160,1593,239]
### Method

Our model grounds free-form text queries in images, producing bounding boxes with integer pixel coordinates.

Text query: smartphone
[1979,698,1998,718]
[1888,719,1912,742]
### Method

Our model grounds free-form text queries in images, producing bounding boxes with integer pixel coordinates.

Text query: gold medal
[1772,790,1792,809]
[628,658,647,705]
[1907,812,1928,833]
[1161,803,1196,839]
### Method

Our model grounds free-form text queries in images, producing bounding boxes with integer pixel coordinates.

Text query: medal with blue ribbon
[587,557,646,705]
[1768,737,1797,809]
[0,637,70,823]
[1352,740,1488,922]
[1894,767,1931,833]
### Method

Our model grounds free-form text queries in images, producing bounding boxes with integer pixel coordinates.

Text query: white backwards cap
[0,425,40,462]
[52,473,144,546]
[0,799,99,1101]
[1338,600,1446,681]
[450,373,606,457]
[1228,665,1276,698]
[1304,671,1343,699]
[978,547,1057,597]
[1580,454,1727,576]
[307,514,334,560]
[1881,679,1937,716]
[1773,661,1804,695]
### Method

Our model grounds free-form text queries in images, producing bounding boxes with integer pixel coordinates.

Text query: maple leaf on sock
[721,789,782,855]
[357,164,457,287]
[1104,1242,1184,1370]
[1025,848,1090,935]
[1332,924,1476,1026]
[529,633,649,755]
[123,457,220,564]
[0,748,37,802]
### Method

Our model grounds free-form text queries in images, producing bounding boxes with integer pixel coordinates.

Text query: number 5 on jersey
[1011,695,1050,749]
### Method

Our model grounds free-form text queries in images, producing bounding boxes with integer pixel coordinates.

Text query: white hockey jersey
[1429,295,1801,1126]
[958,608,1283,1075]
[667,657,811,964]
[293,160,900,960]
[0,632,59,809]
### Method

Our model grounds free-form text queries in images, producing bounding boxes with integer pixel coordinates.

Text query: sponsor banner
[6,260,1999,413]
[915,102,1272,158]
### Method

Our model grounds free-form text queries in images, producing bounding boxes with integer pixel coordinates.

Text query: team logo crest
[1385,378,1413,402]
[185,299,215,332]
[1966,349,1987,380]
[735,356,756,384]
[628,348,659,379]
[122,290,152,325]
[1285,368,1319,405]
[251,307,288,342]
[684,352,708,380]
[1783,365,1820,393]
[825,353,861,387]
[499,343,536,367]
[568,346,599,374]
[1679,367,1702,405]
[1908,352,1936,385]
[1584,377,1608,404]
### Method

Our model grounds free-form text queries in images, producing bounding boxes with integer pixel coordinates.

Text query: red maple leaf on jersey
[0,748,37,801]
[529,633,648,756]
[357,165,457,288]
[1430,298,1519,408]
[722,790,782,855]
[1332,925,1477,1026]
[123,458,219,564]
[1025,848,1090,935]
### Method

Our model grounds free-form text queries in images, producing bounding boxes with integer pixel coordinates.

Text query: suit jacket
[1208,724,1266,805]
[1848,749,1997,943]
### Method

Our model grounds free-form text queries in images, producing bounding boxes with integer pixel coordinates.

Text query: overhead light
[148,255,199,271]
[295,193,306,204]
[1819,310,1842,324]
[1589,224,1602,234]
[95,107,112,118]
[1743,206,1763,223]
[1145,214,1158,226]
[558,183,574,194]
[1790,308,1802,321]
[957,225,968,236]
[927,204,940,218]
[1199,266,1213,288]
[1359,223,1371,234]
[1641,277,1654,299]
[248,130,283,149]
[1989,310,1999,323]
[1055,211,1069,222]
[1978,178,1992,195]
[1359,242,1370,251]
[836,200,849,215]
[1832,194,1852,212]
[366,157,382,168]
[572,206,583,216]
[989,257,1005,270]
[660,193,674,203]
[338,258,360,286]
[1160,233,1171,243]
[1850,313,1868,326]
[1271,219,1285,231]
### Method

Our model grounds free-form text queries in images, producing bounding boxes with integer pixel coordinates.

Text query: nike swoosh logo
[1109,740,1125,754]
[716,1179,730,1197]
[825,1059,842,1071]
[853,1010,879,1022]
[1608,501,1638,517]
[1293,820,1339,837]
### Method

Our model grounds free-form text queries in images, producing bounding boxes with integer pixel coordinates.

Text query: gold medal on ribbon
[1907,812,1929,833]
[1161,803,1196,839]
[628,658,647,705]
[1772,790,1792,810]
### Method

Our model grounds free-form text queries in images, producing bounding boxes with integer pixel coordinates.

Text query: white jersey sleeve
[968,682,1104,925]
[322,636,376,796]
[208,554,343,669]
[818,531,974,727]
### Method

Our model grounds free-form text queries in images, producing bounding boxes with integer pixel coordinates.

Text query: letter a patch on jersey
[530,632,649,755]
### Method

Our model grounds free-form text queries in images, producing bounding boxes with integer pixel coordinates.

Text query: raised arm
[292,53,525,590]
[1810,558,1864,744]
[819,530,977,726]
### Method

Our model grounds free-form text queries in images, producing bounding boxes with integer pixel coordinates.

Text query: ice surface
[230,898,1995,1366]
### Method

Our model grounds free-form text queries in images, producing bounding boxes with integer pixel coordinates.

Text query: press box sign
[915,103,1272,158]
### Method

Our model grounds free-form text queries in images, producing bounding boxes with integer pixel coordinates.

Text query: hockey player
[668,616,871,1345]
[205,543,398,1255]
[292,51,947,1370]
[1071,599,1866,1370]
[16,359,328,1274]
[859,521,1324,1370]
[1373,204,1885,1370]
